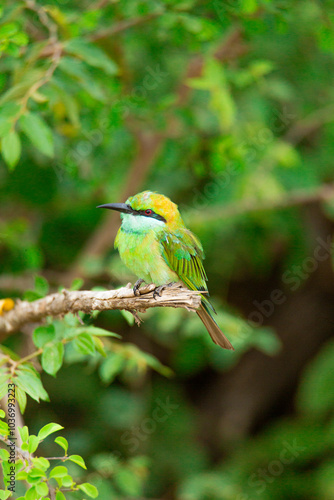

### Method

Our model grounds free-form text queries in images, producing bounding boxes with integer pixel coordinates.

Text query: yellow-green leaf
[1,130,21,169]
[19,112,54,158]
[38,422,64,441]
[67,454,86,469]
[41,342,64,376]
[78,483,98,498]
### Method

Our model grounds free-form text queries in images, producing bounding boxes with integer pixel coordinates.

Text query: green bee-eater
[98,191,234,350]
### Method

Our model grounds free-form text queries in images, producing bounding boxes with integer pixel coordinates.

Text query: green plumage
[160,228,216,316]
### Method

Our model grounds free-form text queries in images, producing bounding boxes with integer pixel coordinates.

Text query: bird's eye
[144,209,153,215]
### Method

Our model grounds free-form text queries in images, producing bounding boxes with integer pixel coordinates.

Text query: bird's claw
[153,282,176,299]
[153,286,164,299]
[133,279,145,296]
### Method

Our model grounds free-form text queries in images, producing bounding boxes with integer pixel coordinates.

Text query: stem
[16,348,43,366]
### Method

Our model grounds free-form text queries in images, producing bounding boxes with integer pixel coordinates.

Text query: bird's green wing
[160,228,215,314]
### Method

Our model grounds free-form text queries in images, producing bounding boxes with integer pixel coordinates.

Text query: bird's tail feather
[197,304,234,350]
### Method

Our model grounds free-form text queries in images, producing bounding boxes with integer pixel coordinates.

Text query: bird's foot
[133,279,145,296]
[153,282,176,299]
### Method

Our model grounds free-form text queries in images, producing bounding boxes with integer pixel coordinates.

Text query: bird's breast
[115,228,178,285]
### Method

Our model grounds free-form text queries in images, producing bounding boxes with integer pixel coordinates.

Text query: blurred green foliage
[1,0,334,498]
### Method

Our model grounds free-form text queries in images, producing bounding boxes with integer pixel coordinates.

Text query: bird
[97,191,234,350]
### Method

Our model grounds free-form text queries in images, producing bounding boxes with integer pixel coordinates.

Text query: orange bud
[0,298,15,315]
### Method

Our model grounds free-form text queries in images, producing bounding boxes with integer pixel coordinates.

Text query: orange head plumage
[126,191,184,229]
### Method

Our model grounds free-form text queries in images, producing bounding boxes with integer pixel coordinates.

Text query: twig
[284,104,334,144]
[175,27,246,109]
[89,11,163,41]
[187,183,334,223]
[0,274,35,293]
[11,0,62,125]
[2,392,24,447]
[0,436,31,464]
[0,284,202,336]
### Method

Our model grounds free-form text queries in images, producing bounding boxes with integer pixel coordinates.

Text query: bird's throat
[120,213,165,234]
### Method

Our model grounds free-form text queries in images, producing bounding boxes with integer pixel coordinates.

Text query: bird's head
[97,191,184,233]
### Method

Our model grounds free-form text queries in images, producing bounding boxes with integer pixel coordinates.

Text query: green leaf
[99,352,125,384]
[0,103,20,120]
[25,486,37,500]
[298,339,334,417]
[19,112,54,158]
[76,326,120,338]
[32,456,50,470]
[0,22,19,38]
[73,332,96,355]
[34,275,49,296]
[0,376,9,400]
[59,57,105,101]
[49,466,68,478]
[11,32,29,46]
[6,43,20,57]
[251,328,281,354]
[0,491,12,500]
[120,309,135,326]
[65,38,118,75]
[114,467,142,496]
[0,419,9,436]
[54,436,68,455]
[56,492,66,500]
[78,483,98,498]
[67,454,86,469]
[14,365,49,403]
[35,482,49,496]
[27,467,46,479]
[0,449,9,460]
[93,336,106,357]
[38,422,64,441]
[70,277,84,290]
[28,434,39,453]
[17,471,28,480]
[62,475,73,487]
[18,425,29,443]
[0,70,45,105]
[0,117,12,137]
[139,351,173,378]
[16,385,27,413]
[0,409,5,418]
[33,324,56,348]
[23,290,43,302]
[49,81,80,127]
[240,0,258,13]
[41,341,64,376]
[1,129,21,169]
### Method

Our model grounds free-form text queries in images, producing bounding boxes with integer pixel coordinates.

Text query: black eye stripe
[133,209,166,223]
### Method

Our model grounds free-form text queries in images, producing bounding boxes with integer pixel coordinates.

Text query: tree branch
[89,12,164,41]
[0,284,202,336]
[187,183,334,224]
[14,0,62,125]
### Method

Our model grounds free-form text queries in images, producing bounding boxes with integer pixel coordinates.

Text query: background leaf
[1,129,21,169]
[19,112,54,158]
[41,342,64,376]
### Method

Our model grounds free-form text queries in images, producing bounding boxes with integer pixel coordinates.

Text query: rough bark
[0,284,201,336]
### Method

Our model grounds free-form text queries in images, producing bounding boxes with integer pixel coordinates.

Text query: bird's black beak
[97,203,134,214]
